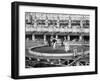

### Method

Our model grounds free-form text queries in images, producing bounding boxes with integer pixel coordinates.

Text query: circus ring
[26,42,90,67]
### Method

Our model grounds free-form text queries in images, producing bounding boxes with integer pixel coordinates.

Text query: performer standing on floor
[52,38,57,49]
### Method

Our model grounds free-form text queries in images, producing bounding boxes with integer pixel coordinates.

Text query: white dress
[65,42,69,52]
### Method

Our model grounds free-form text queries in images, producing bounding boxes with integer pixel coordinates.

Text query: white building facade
[25,12,90,43]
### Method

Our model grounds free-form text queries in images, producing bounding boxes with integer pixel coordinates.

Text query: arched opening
[83,36,89,42]
[70,35,79,41]
[25,34,32,40]
[58,35,64,40]
[46,35,51,41]
[35,34,44,41]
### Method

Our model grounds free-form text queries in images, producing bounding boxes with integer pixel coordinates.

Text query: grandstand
[25,12,90,68]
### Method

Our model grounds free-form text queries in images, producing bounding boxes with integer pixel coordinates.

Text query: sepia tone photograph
[25,12,90,68]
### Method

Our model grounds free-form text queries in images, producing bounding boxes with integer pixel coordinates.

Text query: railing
[26,27,89,33]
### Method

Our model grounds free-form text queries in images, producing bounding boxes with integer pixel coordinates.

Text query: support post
[80,20,83,28]
[69,16,71,28]
[44,34,46,44]
[58,59,61,65]
[57,16,59,28]
[32,34,35,41]
[64,36,66,41]
[56,35,58,39]
[79,35,82,41]
[45,15,48,27]
[67,35,70,41]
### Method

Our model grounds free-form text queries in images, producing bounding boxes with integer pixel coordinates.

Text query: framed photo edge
[11,1,98,79]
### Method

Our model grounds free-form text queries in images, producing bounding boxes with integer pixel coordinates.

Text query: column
[32,34,35,41]
[67,35,70,41]
[56,35,58,39]
[45,15,48,27]
[64,36,66,41]
[68,16,71,28]
[57,16,59,28]
[80,20,83,28]
[80,16,84,28]
[34,19,37,27]
[79,35,82,41]
[29,15,32,23]
[67,60,69,65]
[34,13,37,28]
[44,34,46,44]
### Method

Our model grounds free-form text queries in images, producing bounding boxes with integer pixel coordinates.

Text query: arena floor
[31,45,89,54]
[25,40,89,57]
[25,41,90,68]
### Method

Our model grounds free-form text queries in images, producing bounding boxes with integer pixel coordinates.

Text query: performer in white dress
[52,38,57,49]
[64,42,70,52]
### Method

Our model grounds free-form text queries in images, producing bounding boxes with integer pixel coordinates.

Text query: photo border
[11,1,98,79]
